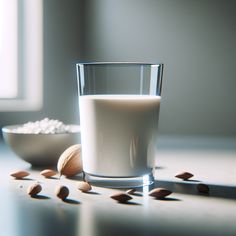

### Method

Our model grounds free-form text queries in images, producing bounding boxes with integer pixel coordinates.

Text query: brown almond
[10,170,30,179]
[175,171,194,180]
[77,181,92,192]
[149,188,172,199]
[55,185,69,200]
[125,189,136,195]
[197,183,209,194]
[40,169,57,178]
[27,183,42,196]
[110,193,133,203]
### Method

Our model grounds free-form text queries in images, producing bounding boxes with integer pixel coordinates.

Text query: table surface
[1,136,236,236]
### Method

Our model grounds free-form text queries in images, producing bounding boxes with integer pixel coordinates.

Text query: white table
[1,136,236,236]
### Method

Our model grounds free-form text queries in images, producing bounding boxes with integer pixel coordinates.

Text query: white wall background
[0,0,236,137]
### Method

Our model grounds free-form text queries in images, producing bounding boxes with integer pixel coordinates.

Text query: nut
[55,185,69,200]
[125,189,136,195]
[40,169,57,178]
[149,188,172,199]
[77,181,92,192]
[110,193,133,203]
[197,183,209,194]
[175,171,194,180]
[10,170,30,179]
[27,183,42,196]
[57,144,83,177]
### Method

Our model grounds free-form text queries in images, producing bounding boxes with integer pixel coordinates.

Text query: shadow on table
[153,179,236,200]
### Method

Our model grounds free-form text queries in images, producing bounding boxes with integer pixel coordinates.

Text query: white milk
[79,95,161,177]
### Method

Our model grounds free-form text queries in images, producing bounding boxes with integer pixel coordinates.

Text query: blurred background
[0,0,236,137]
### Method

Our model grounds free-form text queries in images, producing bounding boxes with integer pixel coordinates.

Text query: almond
[149,188,172,199]
[40,169,57,178]
[55,185,69,200]
[175,171,194,180]
[197,183,209,194]
[10,170,30,179]
[110,193,133,203]
[57,144,83,177]
[27,183,42,196]
[125,189,136,195]
[77,181,92,192]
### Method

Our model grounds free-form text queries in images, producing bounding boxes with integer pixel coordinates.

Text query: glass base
[84,172,155,189]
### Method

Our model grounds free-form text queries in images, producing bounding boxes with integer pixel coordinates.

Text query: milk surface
[79,95,161,177]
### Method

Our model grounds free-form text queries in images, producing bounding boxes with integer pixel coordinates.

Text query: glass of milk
[76,62,163,187]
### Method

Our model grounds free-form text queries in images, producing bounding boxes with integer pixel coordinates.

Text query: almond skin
[149,188,172,199]
[27,183,42,196]
[175,171,194,180]
[10,170,30,179]
[197,183,210,194]
[55,185,69,200]
[40,169,57,178]
[110,193,133,203]
[57,144,83,177]
[77,181,92,192]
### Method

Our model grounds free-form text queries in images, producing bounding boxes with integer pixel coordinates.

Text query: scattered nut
[110,193,133,203]
[57,144,83,177]
[175,171,194,180]
[55,185,69,200]
[197,183,209,194]
[149,188,172,199]
[27,183,42,196]
[125,189,136,195]
[10,170,30,179]
[40,169,57,178]
[77,181,92,192]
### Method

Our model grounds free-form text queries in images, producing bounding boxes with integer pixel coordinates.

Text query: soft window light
[0,0,18,98]
[0,0,43,111]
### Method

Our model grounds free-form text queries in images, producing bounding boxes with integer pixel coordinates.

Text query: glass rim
[76,61,164,66]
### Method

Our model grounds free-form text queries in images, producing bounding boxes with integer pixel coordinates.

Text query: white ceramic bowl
[2,124,81,167]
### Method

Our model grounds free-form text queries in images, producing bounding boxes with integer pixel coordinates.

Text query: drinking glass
[76,62,163,187]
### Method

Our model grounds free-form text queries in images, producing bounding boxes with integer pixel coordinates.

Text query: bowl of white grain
[2,118,81,167]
